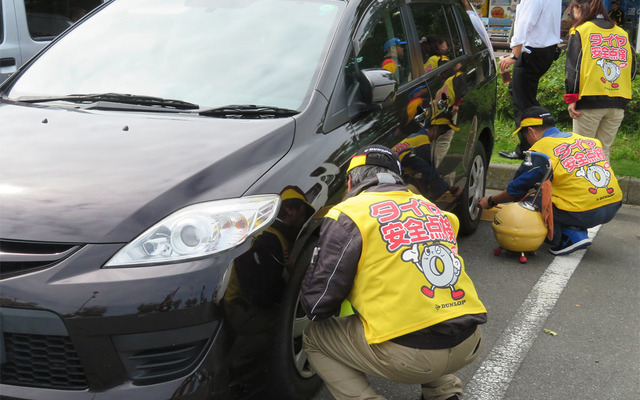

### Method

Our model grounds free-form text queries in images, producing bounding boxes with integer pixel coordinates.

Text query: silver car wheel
[467,153,485,221]
[291,293,314,379]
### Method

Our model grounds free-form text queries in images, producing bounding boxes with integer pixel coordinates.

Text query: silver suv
[0,0,104,82]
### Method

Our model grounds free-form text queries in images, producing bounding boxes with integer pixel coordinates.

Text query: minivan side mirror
[358,68,398,106]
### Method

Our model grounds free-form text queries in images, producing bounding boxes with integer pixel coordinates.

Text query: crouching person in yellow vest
[301,145,487,400]
[478,106,622,256]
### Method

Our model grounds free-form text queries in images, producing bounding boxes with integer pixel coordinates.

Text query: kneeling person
[301,145,487,400]
[478,106,622,255]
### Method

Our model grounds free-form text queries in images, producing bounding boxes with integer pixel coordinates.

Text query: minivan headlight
[105,195,280,267]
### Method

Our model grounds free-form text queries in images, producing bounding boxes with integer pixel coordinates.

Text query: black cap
[347,145,401,175]
[512,106,557,136]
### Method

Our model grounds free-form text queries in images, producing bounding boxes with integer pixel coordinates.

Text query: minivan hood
[0,103,294,243]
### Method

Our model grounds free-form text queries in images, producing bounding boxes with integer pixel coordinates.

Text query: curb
[487,162,640,206]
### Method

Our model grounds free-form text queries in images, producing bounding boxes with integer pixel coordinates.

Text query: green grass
[610,159,640,179]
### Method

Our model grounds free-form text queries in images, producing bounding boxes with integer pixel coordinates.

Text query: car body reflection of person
[461,0,494,51]
[393,110,463,201]
[421,35,451,73]
[223,186,314,371]
[382,37,409,84]
[429,69,467,169]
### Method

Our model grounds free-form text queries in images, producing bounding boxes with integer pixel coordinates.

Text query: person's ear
[526,126,535,138]
[531,128,542,139]
[347,174,353,190]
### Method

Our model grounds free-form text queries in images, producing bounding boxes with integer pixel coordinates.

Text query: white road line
[465,225,601,400]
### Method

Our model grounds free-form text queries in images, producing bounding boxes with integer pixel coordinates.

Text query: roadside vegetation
[492,51,640,178]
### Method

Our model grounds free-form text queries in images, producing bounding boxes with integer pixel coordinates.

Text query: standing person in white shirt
[497,0,563,160]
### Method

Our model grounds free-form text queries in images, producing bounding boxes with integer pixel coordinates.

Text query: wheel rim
[291,294,314,378]
[467,154,485,221]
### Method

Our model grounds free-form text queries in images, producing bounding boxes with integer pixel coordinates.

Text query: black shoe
[498,151,524,160]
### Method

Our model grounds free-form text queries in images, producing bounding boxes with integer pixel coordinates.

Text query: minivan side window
[410,3,461,73]
[24,0,102,40]
[355,6,412,86]
[443,4,464,58]
[454,2,486,54]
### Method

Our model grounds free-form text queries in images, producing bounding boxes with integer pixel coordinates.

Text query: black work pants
[509,45,559,154]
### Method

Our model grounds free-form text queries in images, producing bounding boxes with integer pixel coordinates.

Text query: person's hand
[477,196,490,209]
[498,56,515,72]
[568,102,583,119]
[449,185,463,197]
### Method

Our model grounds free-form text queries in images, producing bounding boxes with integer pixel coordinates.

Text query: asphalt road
[312,203,640,400]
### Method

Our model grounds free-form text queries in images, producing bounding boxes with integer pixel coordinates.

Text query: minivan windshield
[6,0,343,111]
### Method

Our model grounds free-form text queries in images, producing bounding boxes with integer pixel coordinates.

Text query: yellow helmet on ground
[492,202,547,252]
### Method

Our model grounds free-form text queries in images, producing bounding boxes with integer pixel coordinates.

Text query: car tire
[266,237,322,399]
[456,141,487,236]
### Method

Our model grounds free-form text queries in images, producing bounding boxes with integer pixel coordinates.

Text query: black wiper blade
[199,104,299,118]
[16,93,199,110]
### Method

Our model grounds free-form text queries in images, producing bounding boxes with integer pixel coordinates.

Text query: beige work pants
[303,315,482,400]
[572,107,624,158]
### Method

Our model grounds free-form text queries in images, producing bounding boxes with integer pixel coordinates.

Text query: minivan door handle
[0,58,17,68]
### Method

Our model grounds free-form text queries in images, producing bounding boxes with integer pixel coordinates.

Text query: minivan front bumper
[0,240,243,399]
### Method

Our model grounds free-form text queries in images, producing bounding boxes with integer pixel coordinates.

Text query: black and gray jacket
[300,173,486,349]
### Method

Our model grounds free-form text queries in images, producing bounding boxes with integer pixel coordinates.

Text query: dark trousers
[551,201,622,246]
[509,45,559,155]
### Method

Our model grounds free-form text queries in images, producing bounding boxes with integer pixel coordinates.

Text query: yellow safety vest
[530,133,622,212]
[425,54,450,72]
[393,132,431,161]
[571,21,633,100]
[327,189,486,344]
[429,71,464,110]
[382,57,398,74]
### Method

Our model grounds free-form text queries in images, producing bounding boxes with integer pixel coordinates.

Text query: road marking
[465,226,601,400]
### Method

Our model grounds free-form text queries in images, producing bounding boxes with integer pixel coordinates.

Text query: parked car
[0,0,496,399]
[0,0,104,83]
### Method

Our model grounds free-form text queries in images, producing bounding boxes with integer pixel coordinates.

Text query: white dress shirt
[510,0,562,52]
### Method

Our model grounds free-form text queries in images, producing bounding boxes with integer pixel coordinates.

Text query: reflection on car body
[0,0,496,399]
